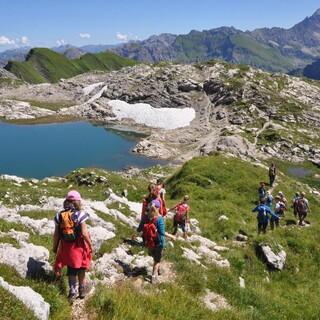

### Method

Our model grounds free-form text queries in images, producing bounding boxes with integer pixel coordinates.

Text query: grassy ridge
[5,48,137,83]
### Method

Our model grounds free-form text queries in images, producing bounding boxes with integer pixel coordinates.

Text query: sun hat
[66,190,82,201]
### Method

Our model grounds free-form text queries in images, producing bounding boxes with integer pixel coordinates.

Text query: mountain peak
[312,8,320,16]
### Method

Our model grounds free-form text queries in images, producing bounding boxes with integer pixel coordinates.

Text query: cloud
[0,35,15,45]
[79,32,91,39]
[20,36,29,45]
[116,32,129,42]
[56,39,66,46]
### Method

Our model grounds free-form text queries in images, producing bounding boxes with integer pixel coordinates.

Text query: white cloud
[116,32,129,42]
[79,32,91,39]
[0,35,15,45]
[56,39,66,46]
[20,36,29,45]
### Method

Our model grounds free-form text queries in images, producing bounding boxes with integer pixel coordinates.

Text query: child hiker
[252,198,279,234]
[170,195,190,239]
[53,190,93,304]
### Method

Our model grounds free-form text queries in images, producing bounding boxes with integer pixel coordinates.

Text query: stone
[239,276,245,288]
[218,215,229,221]
[236,234,248,242]
[202,289,231,311]
[0,277,50,320]
[258,244,286,270]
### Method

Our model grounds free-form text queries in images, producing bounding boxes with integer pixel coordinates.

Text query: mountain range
[2,8,320,74]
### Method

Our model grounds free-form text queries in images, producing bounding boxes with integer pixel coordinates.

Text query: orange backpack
[59,210,78,242]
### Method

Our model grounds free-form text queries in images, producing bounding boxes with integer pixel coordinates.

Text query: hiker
[269,163,277,187]
[170,195,190,239]
[296,192,310,226]
[156,178,167,217]
[136,183,158,240]
[292,192,300,219]
[278,191,288,207]
[53,190,93,303]
[142,199,165,284]
[252,198,279,234]
[265,191,273,208]
[271,196,286,229]
[258,182,266,199]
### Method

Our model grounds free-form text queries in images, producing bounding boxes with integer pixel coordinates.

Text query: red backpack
[175,203,189,222]
[142,216,158,249]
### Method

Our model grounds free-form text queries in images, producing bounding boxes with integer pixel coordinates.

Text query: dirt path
[71,287,95,320]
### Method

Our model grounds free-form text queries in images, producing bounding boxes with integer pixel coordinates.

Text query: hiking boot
[78,283,92,299]
[68,292,77,304]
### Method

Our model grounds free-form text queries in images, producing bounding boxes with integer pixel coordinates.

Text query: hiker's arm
[81,222,93,252]
[252,206,258,213]
[53,225,60,253]
[186,209,190,223]
[165,232,176,240]
[169,204,177,212]
[269,208,279,220]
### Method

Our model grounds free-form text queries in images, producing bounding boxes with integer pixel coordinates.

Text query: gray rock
[258,244,286,270]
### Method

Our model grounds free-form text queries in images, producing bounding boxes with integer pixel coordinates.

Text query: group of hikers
[252,163,311,234]
[52,179,191,302]
[52,163,311,303]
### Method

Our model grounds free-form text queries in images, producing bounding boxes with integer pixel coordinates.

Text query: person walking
[269,163,277,187]
[296,192,310,226]
[53,190,93,304]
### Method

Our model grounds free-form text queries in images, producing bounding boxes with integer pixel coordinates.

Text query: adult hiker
[53,190,93,303]
[292,192,300,219]
[252,198,279,234]
[156,178,167,217]
[296,192,310,226]
[169,195,190,239]
[269,163,277,187]
[265,191,273,208]
[142,199,166,284]
[258,182,266,200]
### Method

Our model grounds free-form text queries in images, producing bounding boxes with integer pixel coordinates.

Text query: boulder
[258,244,286,270]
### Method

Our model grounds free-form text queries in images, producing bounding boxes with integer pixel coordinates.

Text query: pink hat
[66,190,82,201]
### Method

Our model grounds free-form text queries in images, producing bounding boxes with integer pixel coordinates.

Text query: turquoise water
[0,121,165,179]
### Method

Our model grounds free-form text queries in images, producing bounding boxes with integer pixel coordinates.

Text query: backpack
[59,210,78,242]
[175,203,189,222]
[142,216,158,249]
[297,198,308,215]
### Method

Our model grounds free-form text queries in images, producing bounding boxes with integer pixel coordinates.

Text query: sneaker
[78,283,92,299]
[68,292,77,304]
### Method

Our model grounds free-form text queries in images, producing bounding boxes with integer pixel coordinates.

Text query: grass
[5,48,138,84]
[19,210,55,220]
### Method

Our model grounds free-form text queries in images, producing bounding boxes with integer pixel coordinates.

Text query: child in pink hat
[53,190,93,303]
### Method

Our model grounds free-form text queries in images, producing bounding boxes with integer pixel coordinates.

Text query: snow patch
[82,82,104,96]
[108,100,196,130]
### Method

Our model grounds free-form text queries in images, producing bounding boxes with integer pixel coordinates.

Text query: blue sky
[0,0,319,51]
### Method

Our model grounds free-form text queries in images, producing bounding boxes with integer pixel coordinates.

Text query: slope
[5,48,137,83]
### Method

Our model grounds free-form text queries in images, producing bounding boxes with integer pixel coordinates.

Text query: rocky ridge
[2,61,320,165]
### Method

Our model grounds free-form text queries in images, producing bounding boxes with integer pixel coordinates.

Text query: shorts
[174,219,186,233]
[149,246,163,263]
[67,266,86,276]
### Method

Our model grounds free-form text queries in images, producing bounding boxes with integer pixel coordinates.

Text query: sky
[0,0,319,52]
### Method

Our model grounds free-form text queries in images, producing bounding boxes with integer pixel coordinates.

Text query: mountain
[4,48,137,83]
[299,58,320,79]
[113,9,320,72]
[0,47,30,67]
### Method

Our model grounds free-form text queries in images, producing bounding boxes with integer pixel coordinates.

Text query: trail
[71,287,95,320]
[254,120,272,146]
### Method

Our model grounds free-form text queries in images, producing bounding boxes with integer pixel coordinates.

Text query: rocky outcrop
[0,277,50,320]
[257,244,286,270]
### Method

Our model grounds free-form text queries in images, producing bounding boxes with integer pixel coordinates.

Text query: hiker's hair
[63,199,81,211]
[148,183,156,193]
[184,195,190,201]
[156,178,164,185]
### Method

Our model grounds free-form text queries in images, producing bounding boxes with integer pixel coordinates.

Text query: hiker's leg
[270,219,274,230]
[181,221,187,239]
[263,222,268,234]
[78,268,86,287]
[152,247,162,278]
[173,220,178,235]
[275,218,279,228]
[67,267,78,295]
[258,222,262,234]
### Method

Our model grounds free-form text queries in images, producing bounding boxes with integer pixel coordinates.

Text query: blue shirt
[252,204,278,223]
[258,187,266,198]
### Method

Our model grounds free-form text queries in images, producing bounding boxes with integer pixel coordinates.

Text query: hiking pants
[270,217,279,230]
[269,175,276,187]
[258,221,268,234]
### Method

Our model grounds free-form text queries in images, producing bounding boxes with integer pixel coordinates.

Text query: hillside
[4,48,137,83]
[0,154,320,319]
